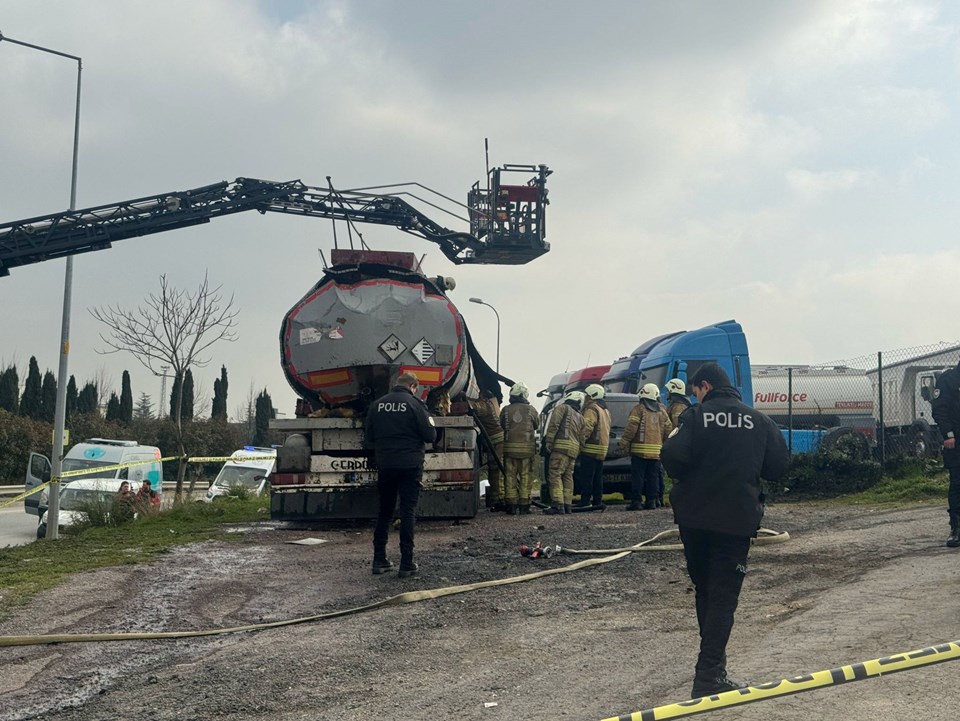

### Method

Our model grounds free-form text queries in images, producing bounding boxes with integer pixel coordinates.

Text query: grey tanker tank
[280,249,505,415]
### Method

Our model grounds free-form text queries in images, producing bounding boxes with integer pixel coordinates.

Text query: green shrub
[768,449,883,500]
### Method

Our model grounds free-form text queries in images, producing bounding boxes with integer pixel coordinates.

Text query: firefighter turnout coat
[579,398,611,459]
[618,399,672,459]
[500,398,540,458]
[544,402,585,459]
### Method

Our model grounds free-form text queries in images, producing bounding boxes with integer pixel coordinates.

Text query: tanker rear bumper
[271,486,478,521]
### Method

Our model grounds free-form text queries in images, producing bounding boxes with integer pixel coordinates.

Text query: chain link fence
[752,342,960,461]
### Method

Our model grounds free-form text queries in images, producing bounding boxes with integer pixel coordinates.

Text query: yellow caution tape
[602,640,960,721]
[0,480,54,509]
[185,455,276,463]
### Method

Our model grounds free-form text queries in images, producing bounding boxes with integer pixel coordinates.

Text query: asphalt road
[0,504,39,547]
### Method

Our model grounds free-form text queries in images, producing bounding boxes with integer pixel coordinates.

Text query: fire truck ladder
[0,165,552,276]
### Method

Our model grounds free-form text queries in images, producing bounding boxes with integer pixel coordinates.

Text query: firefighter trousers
[503,457,535,505]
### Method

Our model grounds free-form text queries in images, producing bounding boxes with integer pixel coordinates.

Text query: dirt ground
[2,499,960,721]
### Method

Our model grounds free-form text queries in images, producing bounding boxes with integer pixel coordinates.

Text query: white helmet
[510,381,529,399]
[666,378,686,396]
[638,383,660,401]
[564,390,586,408]
[584,383,605,400]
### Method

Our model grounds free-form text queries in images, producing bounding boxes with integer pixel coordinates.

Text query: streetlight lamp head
[469,297,483,304]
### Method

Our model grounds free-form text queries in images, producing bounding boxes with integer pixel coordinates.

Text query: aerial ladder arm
[0,165,551,276]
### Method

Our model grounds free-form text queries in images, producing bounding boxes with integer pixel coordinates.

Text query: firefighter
[931,360,960,547]
[660,378,692,507]
[471,388,505,511]
[617,383,672,510]
[576,383,611,508]
[364,372,437,578]
[543,390,585,514]
[665,378,692,428]
[500,381,540,515]
[661,362,789,698]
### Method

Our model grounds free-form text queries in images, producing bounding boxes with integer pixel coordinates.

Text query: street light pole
[469,297,500,373]
[1,32,82,540]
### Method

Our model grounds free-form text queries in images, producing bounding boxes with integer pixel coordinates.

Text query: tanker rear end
[269,249,487,521]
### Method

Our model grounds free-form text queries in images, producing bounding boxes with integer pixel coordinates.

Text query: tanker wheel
[908,424,932,458]
[820,427,870,461]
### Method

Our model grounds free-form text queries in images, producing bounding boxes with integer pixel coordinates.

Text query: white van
[25,438,163,516]
[205,447,277,501]
[36,478,133,539]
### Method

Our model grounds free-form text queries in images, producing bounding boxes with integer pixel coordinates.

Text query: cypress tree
[252,388,274,446]
[169,372,182,420]
[212,365,228,420]
[182,369,194,420]
[0,365,19,413]
[20,357,42,419]
[120,370,133,424]
[105,392,122,422]
[77,382,99,415]
[66,375,78,420]
[39,371,57,423]
[134,392,154,421]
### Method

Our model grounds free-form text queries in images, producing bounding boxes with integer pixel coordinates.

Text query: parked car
[205,447,277,501]
[36,478,132,539]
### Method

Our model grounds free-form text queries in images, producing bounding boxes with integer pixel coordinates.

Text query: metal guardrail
[0,481,182,498]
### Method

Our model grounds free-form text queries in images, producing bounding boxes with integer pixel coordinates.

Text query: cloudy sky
[2,0,959,418]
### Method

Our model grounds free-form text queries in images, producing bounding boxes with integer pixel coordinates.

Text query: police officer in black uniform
[930,361,960,548]
[364,372,437,577]
[661,362,789,699]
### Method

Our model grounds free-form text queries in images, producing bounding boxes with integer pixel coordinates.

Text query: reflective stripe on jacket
[471,396,505,444]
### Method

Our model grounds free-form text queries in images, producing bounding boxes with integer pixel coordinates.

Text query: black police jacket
[931,365,960,468]
[662,386,789,537]
[364,386,437,469]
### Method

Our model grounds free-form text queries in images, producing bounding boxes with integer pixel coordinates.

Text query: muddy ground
[2,500,959,721]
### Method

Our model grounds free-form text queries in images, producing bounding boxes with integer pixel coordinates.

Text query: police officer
[576,384,612,509]
[661,362,788,698]
[543,390,585,514]
[364,372,437,578]
[618,383,672,510]
[500,382,540,515]
[930,361,960,547]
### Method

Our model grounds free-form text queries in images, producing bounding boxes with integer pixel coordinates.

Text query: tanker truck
[269,248,510,520]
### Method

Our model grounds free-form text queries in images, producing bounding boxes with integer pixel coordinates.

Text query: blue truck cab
[601,331,685,394]
[634,320,753,404]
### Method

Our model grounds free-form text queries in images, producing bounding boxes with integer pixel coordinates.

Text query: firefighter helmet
[564,390,586,409]
[585,383,605,400]
[638,383,660,401]
[510,382,529,400]
[666,378,686,396]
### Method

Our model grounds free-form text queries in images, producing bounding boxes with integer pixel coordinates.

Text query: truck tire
[820,427,870,461]
[908,421,934,458]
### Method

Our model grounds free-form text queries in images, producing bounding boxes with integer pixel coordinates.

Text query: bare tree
[90,273,239,499]
[91,364,115,413]
[235,381,257,439]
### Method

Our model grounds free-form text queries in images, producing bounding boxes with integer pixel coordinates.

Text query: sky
[2,0,960,419]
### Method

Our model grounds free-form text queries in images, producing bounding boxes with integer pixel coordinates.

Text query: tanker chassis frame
[269,415,480,521]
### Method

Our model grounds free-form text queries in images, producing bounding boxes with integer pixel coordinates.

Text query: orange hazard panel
[308,368,353,387]
[400,366,442,385]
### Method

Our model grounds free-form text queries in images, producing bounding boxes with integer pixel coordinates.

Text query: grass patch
[0,496,268,622]
[837,464,948,505]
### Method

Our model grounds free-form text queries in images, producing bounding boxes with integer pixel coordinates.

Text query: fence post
[877,351,885,465]
[788,367,794,455]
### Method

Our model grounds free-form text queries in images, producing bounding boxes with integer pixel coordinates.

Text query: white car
[205,447,277,501]
[37,478,133,539]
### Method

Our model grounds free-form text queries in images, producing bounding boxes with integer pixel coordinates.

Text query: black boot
[506,504,518,515]
[543,504,563,515]
[519,504,531,515]
[398,561,419,578]
[564,504,573,514]
[691,670,747,699]
[371,557,395,575]
[948,513,960,548]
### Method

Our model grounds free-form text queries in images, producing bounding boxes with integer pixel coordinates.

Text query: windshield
[59,488,118,511]
[62,459,117,480]
[215,465,269,489]
[639,363,668,389]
